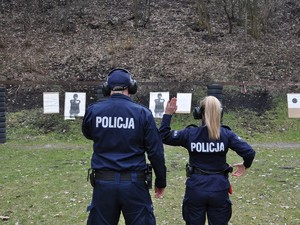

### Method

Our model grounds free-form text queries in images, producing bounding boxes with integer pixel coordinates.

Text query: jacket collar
[110,93,132,101]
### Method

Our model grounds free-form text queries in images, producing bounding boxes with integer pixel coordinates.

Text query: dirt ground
[16,142,300,151]
[252,142,300,149]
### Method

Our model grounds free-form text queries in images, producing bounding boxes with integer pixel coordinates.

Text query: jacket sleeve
[81,107,93,140]
[159,114,187,146]
[228,131,256,168]
[144,112,167,188]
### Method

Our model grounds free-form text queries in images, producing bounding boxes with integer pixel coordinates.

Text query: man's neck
[111,90,129,96]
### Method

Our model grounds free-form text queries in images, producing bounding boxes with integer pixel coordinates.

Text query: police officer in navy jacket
[82,68,167,225]
[159,96,256,225]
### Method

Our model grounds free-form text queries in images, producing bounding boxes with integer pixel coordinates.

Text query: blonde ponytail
[200,96,221,141]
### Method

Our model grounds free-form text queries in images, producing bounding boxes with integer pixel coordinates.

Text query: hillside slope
[0,0,299,85]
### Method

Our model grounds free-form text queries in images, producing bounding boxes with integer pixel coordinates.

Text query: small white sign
[287,93,300,108]
[176,93,192,113]
[287,93,300,118]
[43,92,59,114]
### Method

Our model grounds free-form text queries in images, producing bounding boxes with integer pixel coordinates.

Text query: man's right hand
[154,187,165,198]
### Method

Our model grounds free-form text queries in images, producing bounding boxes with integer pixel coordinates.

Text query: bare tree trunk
[230,0,238,19]
[261,0,271,32]
[133,0,151,28]
[251,0,259,39]
[133,0,139,27]
[237,0,244,26]
[196,0,211,36]
[244,0,248,41]
[78,0,87,18]
[222,0,233,34]
[203,1,212,36]
[196,0,202,29]
[61,0,75,34]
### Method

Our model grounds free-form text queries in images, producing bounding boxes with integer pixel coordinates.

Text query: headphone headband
[102,68,138,97]
[107,68,132,77]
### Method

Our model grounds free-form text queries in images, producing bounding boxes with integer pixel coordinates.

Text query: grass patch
[6,109,88,144]
[0,144,92,224]
[1,95,299,224]
[220,96,300,143]
[0,142,299,224]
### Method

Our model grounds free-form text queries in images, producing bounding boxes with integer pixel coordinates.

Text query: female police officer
[82,68,166,225]
[159,96,256,225]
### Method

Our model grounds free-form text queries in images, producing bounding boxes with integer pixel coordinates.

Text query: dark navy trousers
[182,178,232,225]
[87,174,155,225]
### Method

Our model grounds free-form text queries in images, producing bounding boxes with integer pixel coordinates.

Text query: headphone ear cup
[128,79,137,94]
[193,106,202,120]
[102,81,110,97]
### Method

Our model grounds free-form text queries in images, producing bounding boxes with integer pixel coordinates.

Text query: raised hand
[165,97,177,115]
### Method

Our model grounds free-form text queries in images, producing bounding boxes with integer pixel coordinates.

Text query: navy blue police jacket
[82,94,167,188]
[159,114,256,191]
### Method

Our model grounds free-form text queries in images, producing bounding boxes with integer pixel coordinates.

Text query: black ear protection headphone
[102,68,138,97]
[193,104,224,120]
[193,106,204,120]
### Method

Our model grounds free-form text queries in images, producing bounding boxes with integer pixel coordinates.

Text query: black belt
[94,170,145,181]
[193,167,233,175]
